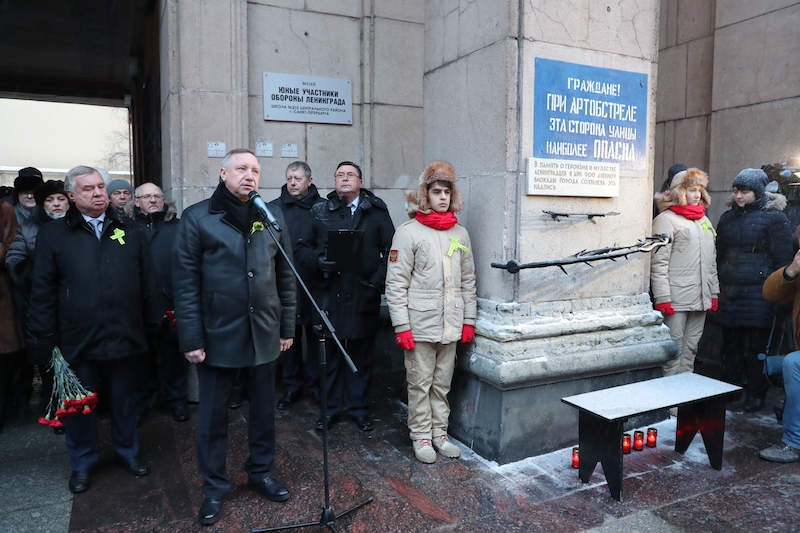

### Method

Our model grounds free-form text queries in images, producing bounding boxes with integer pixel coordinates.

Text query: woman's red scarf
[415,211,458,230]
[669,204,705,220]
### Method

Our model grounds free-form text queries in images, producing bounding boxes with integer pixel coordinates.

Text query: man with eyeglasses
[297,161,394,433]
[12,167,43,224]
[131,183,189,423]
[269,161,325,411]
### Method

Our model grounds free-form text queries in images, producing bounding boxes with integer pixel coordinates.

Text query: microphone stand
[252,216,373,533]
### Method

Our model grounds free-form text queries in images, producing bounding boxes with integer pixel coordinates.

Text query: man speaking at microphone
[173,148,296,526]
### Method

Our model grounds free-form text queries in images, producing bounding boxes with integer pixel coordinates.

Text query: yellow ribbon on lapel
[447,237,469,257]
[110,228,126,245]
[701,220,716,237]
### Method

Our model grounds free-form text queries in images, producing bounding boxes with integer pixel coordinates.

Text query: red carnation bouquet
[38,346,98,429]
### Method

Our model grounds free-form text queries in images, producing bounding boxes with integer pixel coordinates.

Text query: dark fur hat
[414,161,464,213]
[654,167,710,208]
[34,180,66,206]
[14,167,44,193]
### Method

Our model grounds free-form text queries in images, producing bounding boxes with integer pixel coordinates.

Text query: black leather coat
[172,184,296,368]
[296,189,394,340]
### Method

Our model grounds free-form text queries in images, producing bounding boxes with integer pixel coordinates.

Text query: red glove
[655,302,675,316]
[709,298,718,312]
[460,324,475,343]
[395,330,415,350]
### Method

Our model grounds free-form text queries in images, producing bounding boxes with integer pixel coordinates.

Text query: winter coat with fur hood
[715,192,794,329]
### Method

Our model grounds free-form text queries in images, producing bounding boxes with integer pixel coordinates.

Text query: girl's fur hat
[653,167,710,208]
[414,161,464,213]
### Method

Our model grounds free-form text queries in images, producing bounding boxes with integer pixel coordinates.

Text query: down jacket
[650,209,719,311]
[172,184,296,367]
[385,219,477,344]
[715,194,794,329]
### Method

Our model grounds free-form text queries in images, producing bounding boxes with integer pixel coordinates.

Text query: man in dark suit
[173,149,296,526]
[296,161,394,433]
[270,161,324,410]
[28,166,158,494]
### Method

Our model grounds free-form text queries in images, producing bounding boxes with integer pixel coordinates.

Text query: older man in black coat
[28,166,159,494]
[270,161,325,410]
[173,149,296,526]
[296,161,394,433]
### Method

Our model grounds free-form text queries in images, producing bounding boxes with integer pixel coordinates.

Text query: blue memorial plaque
[533,58,648,172]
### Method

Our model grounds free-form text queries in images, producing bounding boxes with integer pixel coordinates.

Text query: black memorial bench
[561,373,742,501]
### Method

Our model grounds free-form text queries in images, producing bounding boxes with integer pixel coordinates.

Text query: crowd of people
[0,152,478,526]
[650,163,800,465]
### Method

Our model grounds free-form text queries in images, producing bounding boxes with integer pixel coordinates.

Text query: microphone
[248,191,282,232]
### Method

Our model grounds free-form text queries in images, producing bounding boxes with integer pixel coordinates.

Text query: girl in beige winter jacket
[651,167,719,376]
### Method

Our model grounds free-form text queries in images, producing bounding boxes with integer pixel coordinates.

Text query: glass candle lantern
[646,428,657,448]
[633,430,645,451]
[571,447,580,468]
[622,433,632,454]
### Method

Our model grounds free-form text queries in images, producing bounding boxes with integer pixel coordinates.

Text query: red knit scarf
[669,204,705,220]
[415,211,458,230]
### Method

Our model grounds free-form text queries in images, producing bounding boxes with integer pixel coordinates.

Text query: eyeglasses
[136,194,164,200]
[334,172,360,180]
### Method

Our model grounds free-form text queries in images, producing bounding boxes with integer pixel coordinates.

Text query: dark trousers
[282,324,320,395]
[721,326,771,397]
[196,361,277,499]
[65,354,141,471]
[135,327,188,412]
[323,336,373,418]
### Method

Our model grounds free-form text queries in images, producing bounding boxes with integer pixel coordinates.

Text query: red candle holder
[571,447,580,468]
[646,427,658,448]
[633,430,644,451]
[622,433,632,454]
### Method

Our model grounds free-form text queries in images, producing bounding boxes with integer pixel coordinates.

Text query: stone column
[160,0,249,210]
[424,0,675,463]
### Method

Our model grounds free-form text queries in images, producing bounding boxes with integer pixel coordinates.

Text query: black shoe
[276,390,302,410]
[308,389,321,405]
[136,410,148,428]
[315,414,339,431]
[172,404,190,422]
[249,476,290,502]
[117,455,149,477]
[69,470,91,494]
[199,497,222,526]
[743,396,764,413]
[355,415,373,432]
[228,387,245,409]
[53,425,65,435]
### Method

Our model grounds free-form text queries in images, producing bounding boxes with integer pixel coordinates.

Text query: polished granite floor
[1,370,798,533]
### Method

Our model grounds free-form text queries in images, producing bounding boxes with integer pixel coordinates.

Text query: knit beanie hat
[107,179,133,196]
[34,180,66,207]
[14,167,44,192]
[654,167,711,208]
[732,168,768,197]
[415,161,464,213]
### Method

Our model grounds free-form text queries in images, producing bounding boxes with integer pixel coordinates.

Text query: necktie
[90,219,103,240]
